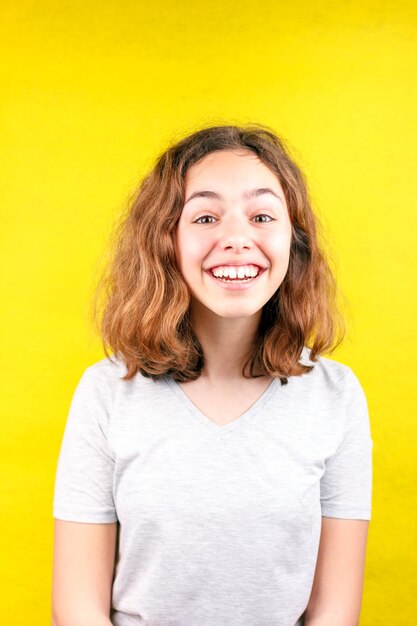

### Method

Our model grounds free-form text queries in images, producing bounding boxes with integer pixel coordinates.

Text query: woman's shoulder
[82,353,160,396]
[69,355,129,412]
[299,346,364,395]
[85,353,128,381]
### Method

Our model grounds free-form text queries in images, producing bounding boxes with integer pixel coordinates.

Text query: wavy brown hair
[89,123,345,384]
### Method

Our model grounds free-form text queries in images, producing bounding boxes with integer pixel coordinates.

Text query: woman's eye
[194,215,216,224]
[253,214,274,223]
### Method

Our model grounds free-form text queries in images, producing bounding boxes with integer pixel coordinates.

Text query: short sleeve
[52,365,118,523]
[320,368,373,520]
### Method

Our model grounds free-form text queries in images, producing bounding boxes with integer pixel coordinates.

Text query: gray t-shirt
[53,348,373,626]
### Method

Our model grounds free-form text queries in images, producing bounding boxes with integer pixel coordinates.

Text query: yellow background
[1,0,416,623]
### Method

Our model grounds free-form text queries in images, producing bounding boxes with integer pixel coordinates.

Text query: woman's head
[91,123,344,382]
[175,148,293,326]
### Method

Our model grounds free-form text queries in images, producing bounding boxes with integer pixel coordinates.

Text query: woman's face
[174,149,292,320]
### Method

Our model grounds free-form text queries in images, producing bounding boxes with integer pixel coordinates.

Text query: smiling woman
[88,125,344,384]
[52,124,373,626]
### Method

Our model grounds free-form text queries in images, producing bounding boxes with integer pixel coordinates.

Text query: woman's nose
[218,220,253,250]
[221,234,251,249]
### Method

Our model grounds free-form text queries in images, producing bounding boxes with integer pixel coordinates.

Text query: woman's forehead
[184,149,280,191]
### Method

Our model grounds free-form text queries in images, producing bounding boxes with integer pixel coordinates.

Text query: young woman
[52,124,373,626]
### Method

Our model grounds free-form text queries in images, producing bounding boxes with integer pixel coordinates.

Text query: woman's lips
[205,268,267,290]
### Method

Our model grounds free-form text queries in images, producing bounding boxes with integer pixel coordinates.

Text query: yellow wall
[1,0,416,623]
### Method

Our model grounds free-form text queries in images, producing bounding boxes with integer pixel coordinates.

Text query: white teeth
[211,265,260,279]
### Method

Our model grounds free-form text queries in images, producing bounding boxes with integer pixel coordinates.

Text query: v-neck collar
[164,375,281,435]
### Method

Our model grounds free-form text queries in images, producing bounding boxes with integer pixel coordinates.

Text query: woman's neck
[189,304,263,382]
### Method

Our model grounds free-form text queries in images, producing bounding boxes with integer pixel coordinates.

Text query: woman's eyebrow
[184,188,284,205]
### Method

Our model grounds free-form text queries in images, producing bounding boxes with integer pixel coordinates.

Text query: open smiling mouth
[205,267,267,289]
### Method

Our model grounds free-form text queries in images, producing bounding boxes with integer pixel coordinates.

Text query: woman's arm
[304,517,370,626]
[52,519,118,626]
